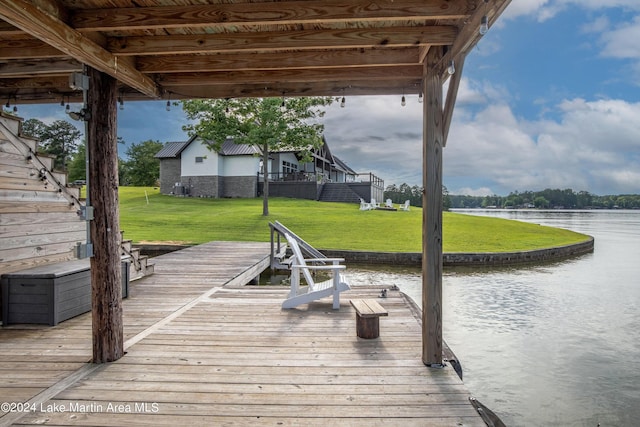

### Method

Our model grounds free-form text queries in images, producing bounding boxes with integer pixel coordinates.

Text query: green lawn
[118,187,591,253]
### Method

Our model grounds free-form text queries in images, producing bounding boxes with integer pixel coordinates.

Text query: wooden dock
[0,242,485,426]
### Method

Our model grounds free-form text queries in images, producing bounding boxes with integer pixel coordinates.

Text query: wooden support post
[87,67,124,363]
[422,48,444,366]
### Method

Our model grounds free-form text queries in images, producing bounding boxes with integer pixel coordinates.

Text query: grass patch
[119,187,590,253]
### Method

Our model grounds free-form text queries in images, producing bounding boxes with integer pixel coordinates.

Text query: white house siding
[176,139,220,197]
[181,138,218,177]
[222,156,260,177]
[219,156,259,198]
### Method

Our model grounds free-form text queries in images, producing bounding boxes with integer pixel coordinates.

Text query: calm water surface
[347,210,640,427]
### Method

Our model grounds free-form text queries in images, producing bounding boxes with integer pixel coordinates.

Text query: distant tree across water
[447,189,640,210]
[385,185,640,210]
[384,184,451,211]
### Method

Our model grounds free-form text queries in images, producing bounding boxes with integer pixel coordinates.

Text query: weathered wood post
[422,48,444,366]
[87,67,124,363]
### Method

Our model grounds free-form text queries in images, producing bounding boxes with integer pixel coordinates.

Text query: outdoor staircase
[0,113,82,206]
[318,183,362,203]
[0,111,154,281]
[120,231,154,281]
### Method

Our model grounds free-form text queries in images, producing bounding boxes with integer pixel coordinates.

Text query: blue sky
[15,1,640,196]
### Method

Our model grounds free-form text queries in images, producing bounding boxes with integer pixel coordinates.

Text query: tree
[182,97,333,215]
[67,142,86,182]
[120,140,164,186]
[534,196,549,208]
[442,185,451,211]
[22,118,81,171]
[21,118,48,139]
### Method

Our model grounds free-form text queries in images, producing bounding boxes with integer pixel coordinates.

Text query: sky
[14,1,640,196]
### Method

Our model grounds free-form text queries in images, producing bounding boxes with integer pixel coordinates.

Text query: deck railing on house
[260,171,383,188]
[261,171,319,182]
[352,172,384,189]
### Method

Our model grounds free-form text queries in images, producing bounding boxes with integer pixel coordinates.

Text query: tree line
[22,118,163,187]
[448,189,640,209]
[386,184,640,210]
[383,183,453,210]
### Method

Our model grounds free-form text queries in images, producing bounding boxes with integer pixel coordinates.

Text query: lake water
[346,210,640,427]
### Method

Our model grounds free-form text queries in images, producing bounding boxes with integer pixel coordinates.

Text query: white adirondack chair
[400,200,410,211]
[370,199,381,208]
[385,199,394,208]
[282,233,350,309]
[359,198,372,211]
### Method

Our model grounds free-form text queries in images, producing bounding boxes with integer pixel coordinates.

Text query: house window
[195,156,204,163]
[282,161,297,174]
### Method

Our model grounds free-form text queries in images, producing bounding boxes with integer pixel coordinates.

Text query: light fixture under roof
[480,15,489,35]
[447,60,456,75]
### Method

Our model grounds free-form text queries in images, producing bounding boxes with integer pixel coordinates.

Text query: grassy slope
[119,187,590,253]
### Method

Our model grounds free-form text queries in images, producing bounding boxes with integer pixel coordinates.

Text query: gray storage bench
[1,258,129,326]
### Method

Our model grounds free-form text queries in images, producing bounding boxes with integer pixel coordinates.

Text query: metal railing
[259,171,383,188]
[353,173,384,189]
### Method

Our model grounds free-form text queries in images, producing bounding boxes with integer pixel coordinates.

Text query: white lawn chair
[359,198,372,211]
[400,200,410,211]
[370,199,381,208]
[385,199,394,208]
[282,233,350,309]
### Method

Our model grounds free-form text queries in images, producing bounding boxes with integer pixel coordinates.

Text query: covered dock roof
[1,0,510,103]
[0,0,512,366]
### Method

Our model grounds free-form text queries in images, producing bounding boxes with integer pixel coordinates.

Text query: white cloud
[599,16,640,59]
[581,16,611,34]
[452,187,496,197]
[323,95,424,186]
[503,0,640,22]
[322,75,640,196]
[444,90,640,195]
[502,0,553,21]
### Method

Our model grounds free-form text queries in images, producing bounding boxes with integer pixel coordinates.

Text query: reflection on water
[345,210,640,427]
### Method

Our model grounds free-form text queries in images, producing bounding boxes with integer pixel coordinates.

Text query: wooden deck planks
[1,241,485,426]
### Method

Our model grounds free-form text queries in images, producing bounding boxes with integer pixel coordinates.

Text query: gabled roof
[155,136,260,159]
[333,156,357,175]
[155,141,188,159]
[219,139,261,156]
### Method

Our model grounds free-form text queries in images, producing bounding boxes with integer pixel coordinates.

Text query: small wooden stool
[350,299,388,339]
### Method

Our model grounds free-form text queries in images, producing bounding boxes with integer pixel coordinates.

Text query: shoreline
[138,236,595,267]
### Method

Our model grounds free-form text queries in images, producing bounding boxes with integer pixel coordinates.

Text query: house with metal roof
[155,135,381,202]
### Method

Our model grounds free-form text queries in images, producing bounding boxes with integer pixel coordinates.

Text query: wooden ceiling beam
[0,0,161,98]
[161,79,424,100]
[0,75,69,91]
[157,65,423,87]
[109,25,458,56]
[0,59,82,77]
[71,0,471,31]
[137,48,419,74]
[0,21,23,35]
[0,39,68,60]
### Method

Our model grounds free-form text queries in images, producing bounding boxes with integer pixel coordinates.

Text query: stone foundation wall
[322,237,594,267]
[159,158,181,194]
[139,237,594,268]
[181,175,219,197]
[222,176,257,198]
